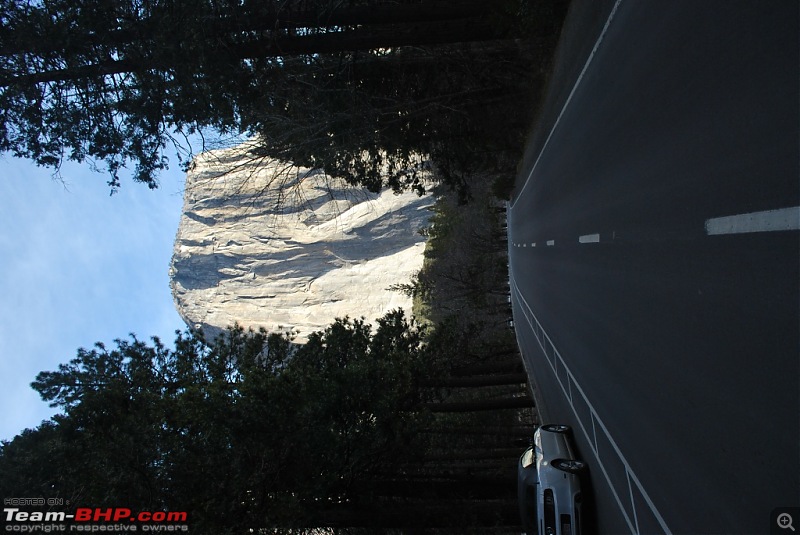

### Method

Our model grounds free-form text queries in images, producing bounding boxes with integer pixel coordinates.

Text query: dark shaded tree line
[403,174,514,333]
[0,0,567,193]
[1,309,533,533]
[384,159,537,535]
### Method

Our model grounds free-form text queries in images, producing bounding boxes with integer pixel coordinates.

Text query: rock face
[170,145,432,341]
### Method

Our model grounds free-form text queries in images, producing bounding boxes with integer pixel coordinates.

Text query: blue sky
[0,157,188,442]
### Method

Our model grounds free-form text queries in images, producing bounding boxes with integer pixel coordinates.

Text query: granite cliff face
[169,145,432,341]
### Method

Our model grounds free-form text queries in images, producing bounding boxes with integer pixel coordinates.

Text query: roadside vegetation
[0,148,538,535]
[1,0,568,532]
[0,311,535,533]
[0,0,564,197]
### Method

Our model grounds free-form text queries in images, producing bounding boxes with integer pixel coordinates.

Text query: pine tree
[0,0,563,194]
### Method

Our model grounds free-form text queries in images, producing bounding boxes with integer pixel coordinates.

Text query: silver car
[518,424,587,535]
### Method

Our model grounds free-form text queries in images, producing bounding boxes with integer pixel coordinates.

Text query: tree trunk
[0,1,491,56]
[450,358,524,376]
[2,3,512,86]
[421,447,523,462]
[351,475,515,499]
[421,372,527,388]
[423,396,534,412]
[313,499,519,529]
[233,16,507,58]
[422,426,533,438]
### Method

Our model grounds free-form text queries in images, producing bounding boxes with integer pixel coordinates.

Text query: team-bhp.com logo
[3,501,189,532]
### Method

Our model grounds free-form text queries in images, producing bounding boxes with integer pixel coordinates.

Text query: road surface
[508,1,799,533]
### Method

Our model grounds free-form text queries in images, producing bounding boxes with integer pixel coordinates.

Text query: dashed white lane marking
[509,275,673,535]
[511,205,800,249]
[705,206,800,235]
[510,0,624,210]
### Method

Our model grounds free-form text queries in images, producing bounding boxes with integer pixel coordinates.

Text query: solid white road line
[705,206,800,235]
[509,272,673,535]
[510,0,624,209]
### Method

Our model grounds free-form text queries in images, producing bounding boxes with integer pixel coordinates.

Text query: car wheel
[552,458,586,474]
[541,424,571,433]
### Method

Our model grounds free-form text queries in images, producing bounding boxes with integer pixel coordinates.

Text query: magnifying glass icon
[778,513,796,532]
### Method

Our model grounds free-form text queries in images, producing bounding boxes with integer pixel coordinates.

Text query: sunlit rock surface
[170,145,432,342]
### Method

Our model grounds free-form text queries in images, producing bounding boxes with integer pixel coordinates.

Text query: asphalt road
[508,1,799,534]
